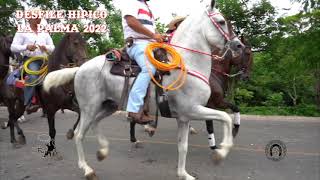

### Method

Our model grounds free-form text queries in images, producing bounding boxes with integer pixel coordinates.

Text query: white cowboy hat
[167,16,186,31]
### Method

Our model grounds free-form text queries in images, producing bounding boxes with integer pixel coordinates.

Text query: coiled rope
[145,42,187,91]
[21,56,48,87]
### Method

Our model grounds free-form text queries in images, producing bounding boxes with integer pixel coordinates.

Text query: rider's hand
[152,33,164,43]
[39,45,47,52]
[27,44,37,51]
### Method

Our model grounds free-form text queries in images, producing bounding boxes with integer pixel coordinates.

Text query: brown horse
[203,37,253,149]
[0,33,87,150]
[40,33,87,155]
[0,35,25,147]
[130,38,253,148]
[0,35,13,82]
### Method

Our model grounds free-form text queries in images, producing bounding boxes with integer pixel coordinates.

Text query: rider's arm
[124,15,159,40]
[10,33,28,53]
[44,33,55,53]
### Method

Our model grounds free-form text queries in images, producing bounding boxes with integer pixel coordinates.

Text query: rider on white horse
[121,0,164,124]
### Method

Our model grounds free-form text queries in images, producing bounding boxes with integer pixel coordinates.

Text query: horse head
[49,33,87,71]
[203,0,243,59]
[224,36,253,81]
[237,36,253,81]
[63,33,87,66]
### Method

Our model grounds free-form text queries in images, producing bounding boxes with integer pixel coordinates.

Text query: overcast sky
[113,0,301,24]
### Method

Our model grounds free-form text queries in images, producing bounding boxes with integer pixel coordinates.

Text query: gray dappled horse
[43,1,244,179]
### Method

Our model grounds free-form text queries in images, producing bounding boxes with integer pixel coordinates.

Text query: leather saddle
[109,48,141,77]
[106,47,172,118]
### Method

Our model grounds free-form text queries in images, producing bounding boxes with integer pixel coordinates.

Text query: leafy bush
[263,92,284,106]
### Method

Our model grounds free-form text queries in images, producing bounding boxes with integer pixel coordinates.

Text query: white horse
[43,1,243,179]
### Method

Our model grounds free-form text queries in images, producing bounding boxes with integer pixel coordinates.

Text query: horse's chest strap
[186,70,209,85]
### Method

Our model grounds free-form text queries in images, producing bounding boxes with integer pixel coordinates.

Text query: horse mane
[0,36,10,53]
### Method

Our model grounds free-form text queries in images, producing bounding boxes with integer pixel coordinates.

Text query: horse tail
[43,67,79,92]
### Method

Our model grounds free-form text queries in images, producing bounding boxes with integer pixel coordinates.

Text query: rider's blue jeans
[126,42,156,113]
[23,57,42,106]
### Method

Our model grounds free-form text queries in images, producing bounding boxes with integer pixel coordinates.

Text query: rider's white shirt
[10,31,55,57]
[121,0,155,44]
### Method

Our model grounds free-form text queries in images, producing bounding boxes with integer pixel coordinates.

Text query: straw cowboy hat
[167,16,186,31]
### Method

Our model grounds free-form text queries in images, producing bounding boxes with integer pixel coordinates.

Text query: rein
[128,37,226,61]
[212,68,244,78]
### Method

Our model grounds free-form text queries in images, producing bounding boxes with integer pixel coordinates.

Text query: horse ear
[211,0,216,10]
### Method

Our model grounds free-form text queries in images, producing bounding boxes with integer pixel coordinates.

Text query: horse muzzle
[227,39,244,59]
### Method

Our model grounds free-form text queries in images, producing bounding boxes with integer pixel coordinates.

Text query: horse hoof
[144,126,156,137]
[66,129,74,140]
[210,145,217,150]
[130,138,137,143]
[96,149,109,161]
[232,125,240,138]
[18,135,26,145]
[147,129,155,137]
[86,172,99,180]
[178,173,196,180]
[212,150,224,165]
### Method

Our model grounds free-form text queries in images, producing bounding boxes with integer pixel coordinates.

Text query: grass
[240,105,320,117]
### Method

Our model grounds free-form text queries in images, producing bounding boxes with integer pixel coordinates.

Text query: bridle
[212,45,252,78]
[206,10,240,41]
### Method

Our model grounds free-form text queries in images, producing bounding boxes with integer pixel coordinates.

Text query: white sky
[113,0,301,24]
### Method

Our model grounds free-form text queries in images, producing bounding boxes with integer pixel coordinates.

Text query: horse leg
[216,100,241,137]
[130,121,137,143]
[45,109,57,156]
[227,102,240,137]
[75,109,98,180]
[14,100,26,145]
[192,105,233,164]
[205,120,217,149]
[66,112,80,140]
[176,119,195,180]
[6,100,17,145]
[90,101,118,162]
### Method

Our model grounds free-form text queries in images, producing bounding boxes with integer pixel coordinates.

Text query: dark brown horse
[0,33,87,150]
[40,33,87,155]
[204,37,253,149]
[0,35,25,147]
[0,35,13,82]
[130,38,253,148]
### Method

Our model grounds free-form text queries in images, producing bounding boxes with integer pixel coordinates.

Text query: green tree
[0,0,22,36]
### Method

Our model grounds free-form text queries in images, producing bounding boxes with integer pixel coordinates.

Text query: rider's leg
[24,60,41,113]
[126,42,156,123]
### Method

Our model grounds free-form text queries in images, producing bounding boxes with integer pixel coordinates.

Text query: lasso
[145,42,187,91]
[21,56,48,87]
